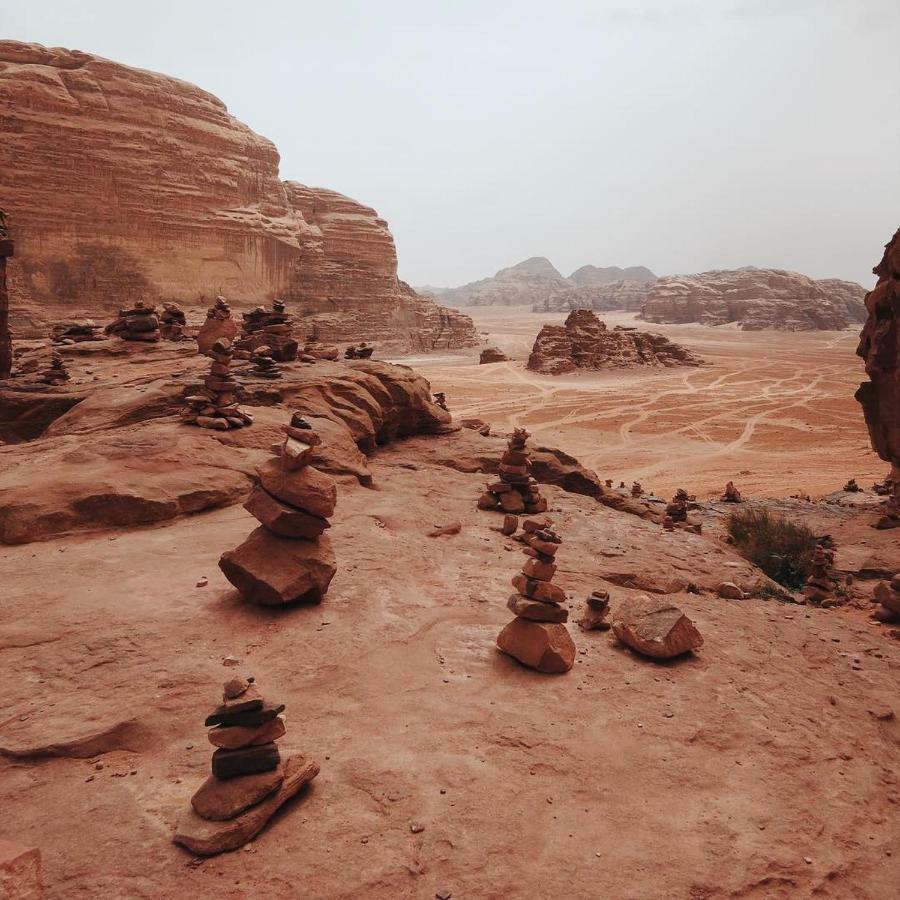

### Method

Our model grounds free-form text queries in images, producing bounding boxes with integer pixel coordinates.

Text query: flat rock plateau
[1,306,898,899]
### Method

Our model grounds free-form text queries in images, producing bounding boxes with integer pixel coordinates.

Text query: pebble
[222,656,240,667]
[196,577,208,588]
[410,823,425,834]
[436,890,452,900]
[803,856,813,865]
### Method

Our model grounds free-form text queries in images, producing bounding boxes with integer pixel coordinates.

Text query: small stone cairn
[631,481,643,498]
[197,296,239,355]
[51,320,102,345]
[802,544,837,605]
[577,589,611,631]
[104,301,161,342]
[433,391,448,411]
[237,299,298,362]
[173,675,319,856]
[249,345,281,380]
[872,574,900,623]
[344,342,374,359]
[183,338,253,430]
[219,415,337,606]
[666,489,689,523]
[496,518,575,673]
[477,427,547,515]
[40,351,69,385]
[843,478,861,493]
[160,302,187,341]
[721,481,743,502]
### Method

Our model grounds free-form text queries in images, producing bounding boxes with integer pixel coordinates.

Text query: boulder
[191,763,284,821]
[496,619,575,673]
[479,347,509,364]
[256,459,337,519]
[243,485,330,539]
[219,528,337,606]
[611,595,703,659]
[716,581,746,600]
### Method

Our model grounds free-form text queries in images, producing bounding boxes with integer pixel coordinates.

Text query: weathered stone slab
[191,763,284,821]
[611,595,703,659]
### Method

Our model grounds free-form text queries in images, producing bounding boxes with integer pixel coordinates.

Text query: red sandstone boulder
[256,459,337,519]
[190,763,284,821]
[611,595,703,659]
[496,619,575,673]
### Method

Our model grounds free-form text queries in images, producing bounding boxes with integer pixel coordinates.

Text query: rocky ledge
[526,310,702,376]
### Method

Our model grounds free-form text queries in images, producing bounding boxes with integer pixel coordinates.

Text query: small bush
[727,508,818,590]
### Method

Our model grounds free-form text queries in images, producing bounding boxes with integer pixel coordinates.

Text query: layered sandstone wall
[0,41,477,349]
[640,267,866,331]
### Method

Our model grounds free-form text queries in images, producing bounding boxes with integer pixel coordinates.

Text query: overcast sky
[4,0,899,286]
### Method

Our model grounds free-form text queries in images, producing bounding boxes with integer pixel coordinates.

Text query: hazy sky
[4,0,899,286]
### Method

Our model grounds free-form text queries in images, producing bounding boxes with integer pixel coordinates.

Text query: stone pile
[160,302,187,340]
[197,296,239,356]
[577,589,611,631]
[631,482,643,498]
[843,478,861,493]
[40,351,69,385]
[104,301,161,342]
[872,574,900,623]
[182,338,253,430]
[721,481,743,502]
[219,415,337,606]
[802,544,837,605]
[236,300,298,362]
[477,428,547,515]
[496,519,575,673]
[51,321,102,344]
[666,490,688,523]
[344,342,374,359]
[249,346,281,380]
[173,676,319,856]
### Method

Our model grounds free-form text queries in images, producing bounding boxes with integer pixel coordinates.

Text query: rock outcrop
[0,41,477,351]
[428,258,657,311]
[640,267,866,331]
[856,228,900,528]
[527,310,702,375]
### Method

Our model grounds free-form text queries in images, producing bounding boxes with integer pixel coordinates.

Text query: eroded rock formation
[640,267,866,331]
[0,41,477,350]
[856,228,900,528]
[527,310,702,375]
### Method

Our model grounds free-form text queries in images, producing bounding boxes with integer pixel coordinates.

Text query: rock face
[856,228,900,528]
[640,267,866,331]
[0,41,477,350]
[0,210,12,379]
[527,310,702,375]
[428,258,656,310]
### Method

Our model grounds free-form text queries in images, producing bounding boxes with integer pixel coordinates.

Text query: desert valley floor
[1,310,898,899]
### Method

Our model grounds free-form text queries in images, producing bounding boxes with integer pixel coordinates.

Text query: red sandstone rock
[0,840,42,900]
[496,619,575,673]
[243,485,330,540]
[208,717,287,751]
[256,460,337,519]
[612,595,703,659]
[191,763,284,821]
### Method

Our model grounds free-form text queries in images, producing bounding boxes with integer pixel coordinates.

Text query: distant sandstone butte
[429,257,657,310]
[527,309,702,376]
[640,267,866,331]
[0,41,477,349]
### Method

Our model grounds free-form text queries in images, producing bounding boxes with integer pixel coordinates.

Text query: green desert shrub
[727,508,818,590]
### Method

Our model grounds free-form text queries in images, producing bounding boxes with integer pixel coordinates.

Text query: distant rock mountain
[427,258,657,310]
[640,268,867,331]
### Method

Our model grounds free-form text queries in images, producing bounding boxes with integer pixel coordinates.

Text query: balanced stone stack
[477,427,547,515]
[104,301,161,342]
[497,520,575,673]
[182,338,253,430]
[249,345,281,380]
[160,302,187,341]
[577,589,611,631]
[51,320,102,344]
[237,300,298,362]
[631,481,643,498]
[173,676,320,856]
[665,490,688,523]
[344,342,374,359]
[872,574,900,623]
[40,351,69,385]
[197,296,238,355]
[433,392,448,411]
[802,544,837,605]
[219,415,337,606]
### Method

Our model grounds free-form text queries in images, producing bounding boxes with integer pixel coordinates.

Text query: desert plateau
[1,5,899,900]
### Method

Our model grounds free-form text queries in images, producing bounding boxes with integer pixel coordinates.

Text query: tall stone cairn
[236,299,298,362]
[197,296,239,356]
[872,574,900,623]
[856,228,900,529]
[104,300,161,342]
[0,208,14,379]
[219,414,337,606]
[496,518,575,673]
[183,338,253,430]
[477,427,547,515]
[802,544,837,605]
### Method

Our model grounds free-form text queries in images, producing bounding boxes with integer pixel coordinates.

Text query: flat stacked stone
[51,320,102,344]
[173,676,319,856]
[802,544,837,605]
[197,296,239,355]
[497,519,575,673]
[872,574,900,623]
[249,345,281,380]
[40,351,69,385]
[104,300,161,342]
[344,342,374,359]
[477,427,547,515]
[219,414,337,606]
[160,302,187,341]
[236,299,298,362]
[182,338,253,430]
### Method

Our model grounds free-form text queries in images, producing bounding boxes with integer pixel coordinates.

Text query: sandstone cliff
[527,309,702,375]
[640,267,866,331]
[0,41,477,350]
[429,257,657,310]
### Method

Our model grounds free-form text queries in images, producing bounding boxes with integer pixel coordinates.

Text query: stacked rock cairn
[802,544,837,605]
[197,296,239,355]
[173,675,320,856]
[104,300,161,342]
[721,481,743,502]
[872,574,900,623]
[160,302,187,341]
[344,342,374,359]
[219,414,337,606]
[51,320,102,345]
[477,427,547,515]
[496,518,575,673]
[236,299,298,362]
[40,351,70,385]
[577,589,611,631]
[249,345,281,380]
[183,338,253,430]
